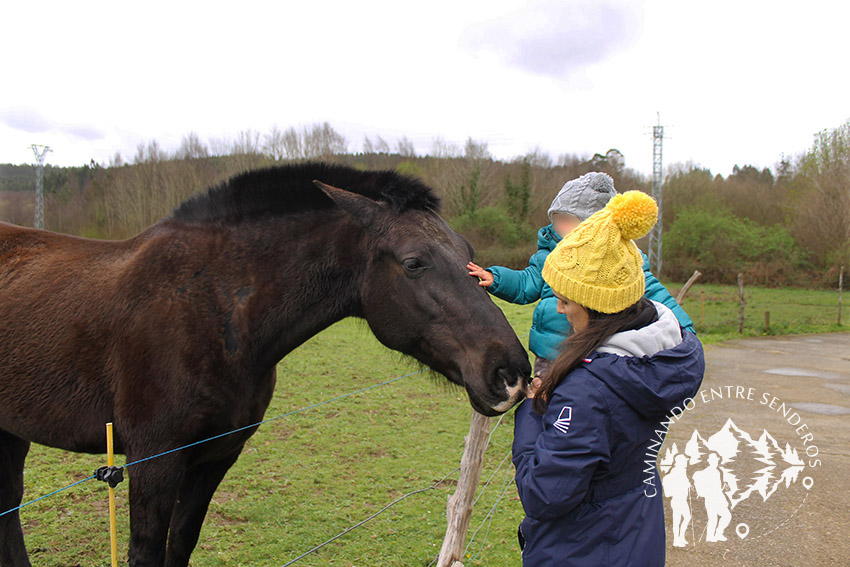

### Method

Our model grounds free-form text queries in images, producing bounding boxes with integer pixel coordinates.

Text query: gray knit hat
[547,172,617,222]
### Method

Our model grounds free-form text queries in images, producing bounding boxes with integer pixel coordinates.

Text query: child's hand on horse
[466,262,494,287]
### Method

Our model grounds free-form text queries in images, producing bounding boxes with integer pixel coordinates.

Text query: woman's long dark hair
[533,298,655,414]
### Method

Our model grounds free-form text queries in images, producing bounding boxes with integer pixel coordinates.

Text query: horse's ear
[313,180,383,228]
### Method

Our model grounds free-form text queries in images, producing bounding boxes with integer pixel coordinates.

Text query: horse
[0,163,531,567]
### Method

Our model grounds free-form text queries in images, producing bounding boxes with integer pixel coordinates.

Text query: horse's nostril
[498,366,520,387]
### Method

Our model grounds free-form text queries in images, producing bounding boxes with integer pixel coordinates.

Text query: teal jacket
[487,225,695,360]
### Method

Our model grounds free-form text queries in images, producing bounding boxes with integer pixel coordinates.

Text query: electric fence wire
[4,331,533,563]
[0,475,96,519]
[425,418,518,567]
[0,369,425,519]
[281,413,511,566]
[464,458,516,564]
[426,452,515,567]
[279,466,461,567]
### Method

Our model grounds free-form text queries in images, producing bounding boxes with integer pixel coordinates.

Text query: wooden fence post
[839,266,844,326]
[676,270,702,304]
[737,273,745,335]
[437,411,492,567]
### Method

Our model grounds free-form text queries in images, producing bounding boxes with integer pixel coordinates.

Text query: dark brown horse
[0,163,530,566]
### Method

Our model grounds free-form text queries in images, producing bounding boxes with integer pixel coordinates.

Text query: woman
[512,190,705,566]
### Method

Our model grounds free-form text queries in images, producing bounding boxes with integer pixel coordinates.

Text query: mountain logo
[659,418,809,547]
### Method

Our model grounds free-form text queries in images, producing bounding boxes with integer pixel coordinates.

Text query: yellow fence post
[106,422,119,567]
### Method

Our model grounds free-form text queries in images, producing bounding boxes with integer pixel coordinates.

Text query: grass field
[16,282,846,566]
[673,281,845,343]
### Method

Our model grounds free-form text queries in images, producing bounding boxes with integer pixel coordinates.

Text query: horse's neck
[210,216,365,373]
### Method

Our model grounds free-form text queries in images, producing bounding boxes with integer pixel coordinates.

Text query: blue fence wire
[4,330,531,563]
[0,475,96,519]
[0,369,424,520]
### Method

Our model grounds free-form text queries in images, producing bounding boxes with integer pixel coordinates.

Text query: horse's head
[316,181,530,416]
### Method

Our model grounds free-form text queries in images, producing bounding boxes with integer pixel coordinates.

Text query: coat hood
[582,303,704,421]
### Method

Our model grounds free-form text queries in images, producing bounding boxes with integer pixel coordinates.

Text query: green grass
[16,285,846,565]
[671,281,845,343]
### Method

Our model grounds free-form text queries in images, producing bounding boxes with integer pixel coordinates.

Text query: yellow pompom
[606,190,658,240]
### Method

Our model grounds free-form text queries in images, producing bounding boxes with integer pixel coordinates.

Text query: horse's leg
[126,454,188,567]
[0,430,32,567]
[164,449,243,567]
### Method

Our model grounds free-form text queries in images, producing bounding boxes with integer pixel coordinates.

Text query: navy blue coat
[513,320,704,566]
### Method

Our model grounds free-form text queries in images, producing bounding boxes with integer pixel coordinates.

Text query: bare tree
[524,147,553,168]
[177,132,209,160]
[302,122,347,158]
[431,137,460,158]
[209,137,232,157]
[0,192,33,226]
[282,127,302,159]
[263,125,287,161]
[134,140,167,164]
[557,153,583,168]
[463,137,490,161]
[373,135,390,154]
[397,136,416,157]
[232,130,262,156]
[794,120,850,267]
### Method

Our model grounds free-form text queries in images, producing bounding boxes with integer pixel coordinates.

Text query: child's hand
[467,262,494,287]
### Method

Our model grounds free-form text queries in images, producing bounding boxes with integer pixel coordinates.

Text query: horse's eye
[402,257,426,276]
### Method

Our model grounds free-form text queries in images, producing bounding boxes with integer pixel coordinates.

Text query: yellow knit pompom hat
[541,190,658,314]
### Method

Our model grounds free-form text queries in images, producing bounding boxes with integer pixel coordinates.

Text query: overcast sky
[2,0,847,177]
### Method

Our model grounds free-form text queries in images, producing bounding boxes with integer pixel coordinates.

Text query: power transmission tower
[31,144,52,229]
[648,114,665,275]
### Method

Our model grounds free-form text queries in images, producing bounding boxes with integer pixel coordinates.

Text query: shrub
[450,206,534,248]
[449,206,537,268]
[664,206,806,285]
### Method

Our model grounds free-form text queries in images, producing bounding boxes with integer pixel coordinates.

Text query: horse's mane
[171,162,440,223]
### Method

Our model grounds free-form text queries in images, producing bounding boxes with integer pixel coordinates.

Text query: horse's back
[0,223,147,449]
[0,221,126,270]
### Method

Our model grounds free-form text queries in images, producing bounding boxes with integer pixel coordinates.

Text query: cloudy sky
[2,0,847,176]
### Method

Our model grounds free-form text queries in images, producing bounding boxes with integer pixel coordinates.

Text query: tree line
[1,120,847,288]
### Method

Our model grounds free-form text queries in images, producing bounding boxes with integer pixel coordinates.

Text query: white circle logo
[644,385,820,546]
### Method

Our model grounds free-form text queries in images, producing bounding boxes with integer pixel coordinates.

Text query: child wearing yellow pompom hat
[512,190,705,567]
[467,172,694,383]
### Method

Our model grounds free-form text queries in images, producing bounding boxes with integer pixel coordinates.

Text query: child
[467,172,693,380]
[513,190,705,565]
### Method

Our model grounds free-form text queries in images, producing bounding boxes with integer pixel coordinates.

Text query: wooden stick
[437,411,492,567]
[839,266,844,326]
[676,270,702,304]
